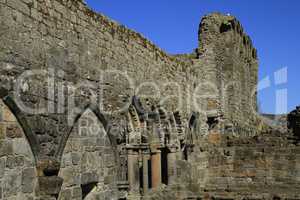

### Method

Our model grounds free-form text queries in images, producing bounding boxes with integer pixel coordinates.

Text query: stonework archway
[58,109,119,200]
[0,99,37,199]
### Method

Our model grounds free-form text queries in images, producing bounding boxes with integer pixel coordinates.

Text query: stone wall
[0,0,297,199]
[0,0,190,161]
[0,99,37,199]
[187,132,300,199]
[0,1,259,154]
[196,14,259,130]
[144,131,300,200]
[58,109,118,200]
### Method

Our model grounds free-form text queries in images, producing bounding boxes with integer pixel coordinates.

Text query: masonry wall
[196,14,259,131]
[0,0,193,161]
[0,0,294,199]
[0,0,257,161]
[180,131,300,199]
[0,99,37,199]
[58,110,118,200]
[143,131,300,200]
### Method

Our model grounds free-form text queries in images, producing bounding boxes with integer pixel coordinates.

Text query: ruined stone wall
[58,110,118,200]
[0,99,37,199]
[0,0,260,161]
[1,0,293,199]
[188,131,300,199]
[196,14,259,131]
[0,0,193,161]
[151,131,300,200]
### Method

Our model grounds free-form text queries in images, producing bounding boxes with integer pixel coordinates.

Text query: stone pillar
[142,150,150,194]
[167,147,177,185]
[127,149,139,193]
[151,149,161,189]
[36,159,63,200]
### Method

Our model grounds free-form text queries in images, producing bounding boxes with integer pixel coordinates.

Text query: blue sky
[86,0,299,114]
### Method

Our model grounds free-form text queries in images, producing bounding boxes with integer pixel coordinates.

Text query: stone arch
[128,104,141,131]
[173,111,183,135]
[56,103,117,161]
[0,89,39,160]
[58,106,119,200]
[127,104,143,144]
[0,98,37,199]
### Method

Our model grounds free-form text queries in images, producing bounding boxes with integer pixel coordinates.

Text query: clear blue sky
[86,0,299,114]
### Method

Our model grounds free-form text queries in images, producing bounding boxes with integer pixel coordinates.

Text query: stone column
[127,149,139,193]
[142,150,150,194]
[167,147,177,185]
[36,159,63,200]
[151,149,161,189]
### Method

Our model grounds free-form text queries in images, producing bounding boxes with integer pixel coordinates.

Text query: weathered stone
[3,107,16,122]
[6,124,23,138]
[3,171,22,197]
[0,140,13,156]
[58,188,71,200]
[22,168,36,193]
[0,157,5,178]
[72,186,82,199]
[0,123,5,139]
[5,156,15,169]
[12,138,34,158]
[81,172,99,185]
[0,0,299,199]
[37,176,63,196]
[7,0,30,15]
[71,153,80,165]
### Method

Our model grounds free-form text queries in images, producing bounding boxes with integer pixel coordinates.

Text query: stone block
[3,107,16,122]
[72,186,82,199]
[208,131,221,145]
[59,168,76,187]
[13,155,25,167]
[22,168,36,193]
[0,140,13,156]
[0,157,5,178]
[0,123,5,139]
[207,99,219,111]
[59,188,71,200]
[71,152,80,165]
[37,176,63,196]
[81,172,98,185]
[5,156,14,169]
[22,167,35,178]
[7,0,30,15]
[6,124,23,138]
[53,1,66,14]
[3,171,22,196]
[30,8,42,21]
[12,138,34,158]
[0,104,3,122]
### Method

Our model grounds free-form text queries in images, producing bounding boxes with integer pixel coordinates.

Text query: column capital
[150,143,161,153]
[142,149,151,155]
[150,148,161,154]
[127,149,138,155]
[167,144,178,153]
